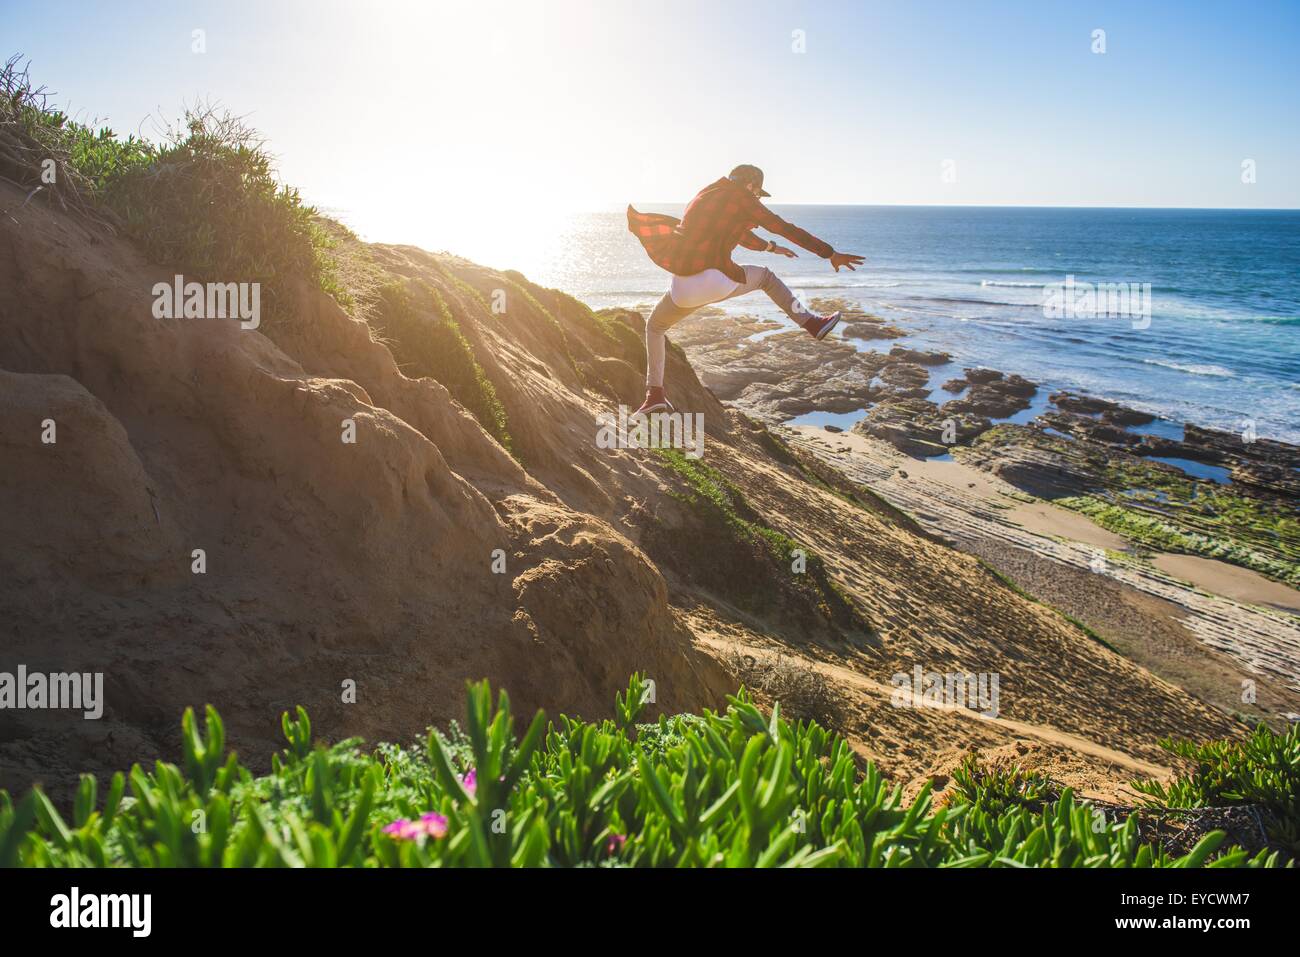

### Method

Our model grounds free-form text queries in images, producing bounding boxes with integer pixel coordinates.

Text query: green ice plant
[181,705,238,796]
[417,681,548,867]
[614,672,652,732]
[1,677,1294,868]
[280,705,313,763]
[524,714,637,866]
[1131,722,1300,854]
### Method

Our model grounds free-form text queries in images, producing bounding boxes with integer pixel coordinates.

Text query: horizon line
[626,201,1300,212]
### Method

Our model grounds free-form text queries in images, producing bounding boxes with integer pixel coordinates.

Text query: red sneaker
[632,387,675,416]
[804,311,842,340]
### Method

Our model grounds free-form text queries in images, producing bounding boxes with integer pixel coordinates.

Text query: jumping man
[627,164,865,415]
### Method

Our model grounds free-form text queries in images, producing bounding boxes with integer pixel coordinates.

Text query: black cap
[729,164,771,197]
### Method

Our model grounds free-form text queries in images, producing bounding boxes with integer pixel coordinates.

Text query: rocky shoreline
[668,290,1298,727]
[670,297,1300,598]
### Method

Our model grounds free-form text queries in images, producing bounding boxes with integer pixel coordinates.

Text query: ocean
[452,205,1300,445]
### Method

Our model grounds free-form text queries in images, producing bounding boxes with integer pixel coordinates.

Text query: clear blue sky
[6,0,1298,248]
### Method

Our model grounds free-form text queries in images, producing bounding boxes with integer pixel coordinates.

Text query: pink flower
[383,813,449,841]
[605,833,626,856]
[419,812,449,839]
[460,769,477,797]
[382,818,421,841]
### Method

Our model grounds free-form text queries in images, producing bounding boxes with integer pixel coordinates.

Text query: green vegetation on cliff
[2,59,343,321]
[652,449,863,632]
[371,279,512,451]
[2,676,1294,868]
[2,57,518,446]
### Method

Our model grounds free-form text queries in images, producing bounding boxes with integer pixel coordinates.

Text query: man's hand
[770,243,797,258]
[829,251,865,272]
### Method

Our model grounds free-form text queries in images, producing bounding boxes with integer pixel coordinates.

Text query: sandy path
[699,635,1172,779]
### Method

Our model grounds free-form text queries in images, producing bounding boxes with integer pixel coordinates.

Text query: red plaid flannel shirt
[627,177,834,283]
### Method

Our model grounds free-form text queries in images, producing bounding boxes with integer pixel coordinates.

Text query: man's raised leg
[725,265,841,339]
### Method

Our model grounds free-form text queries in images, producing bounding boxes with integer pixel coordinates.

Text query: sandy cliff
[0,181,1239,797]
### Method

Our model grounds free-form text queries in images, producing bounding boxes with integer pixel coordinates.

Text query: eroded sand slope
[0,183,1242,797]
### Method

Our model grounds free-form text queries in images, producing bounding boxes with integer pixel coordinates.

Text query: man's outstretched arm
[740,228,804,259]
[739,230,800,259]
[747,201,832,258]
[748,200,866,271]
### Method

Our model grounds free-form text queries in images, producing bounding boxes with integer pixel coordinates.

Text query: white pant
[668,268,743,308]
[645,265,814,387]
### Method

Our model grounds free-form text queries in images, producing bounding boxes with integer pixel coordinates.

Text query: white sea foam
[789,278,902,289]
[980,280,1044,288]
[1142,359,1235,377]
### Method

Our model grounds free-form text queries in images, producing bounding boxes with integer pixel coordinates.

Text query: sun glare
[322,1,621,271]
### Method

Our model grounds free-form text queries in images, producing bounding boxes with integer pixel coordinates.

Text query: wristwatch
[765,240,776,252]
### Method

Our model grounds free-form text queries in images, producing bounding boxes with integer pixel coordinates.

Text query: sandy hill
[0,180,1239,798]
